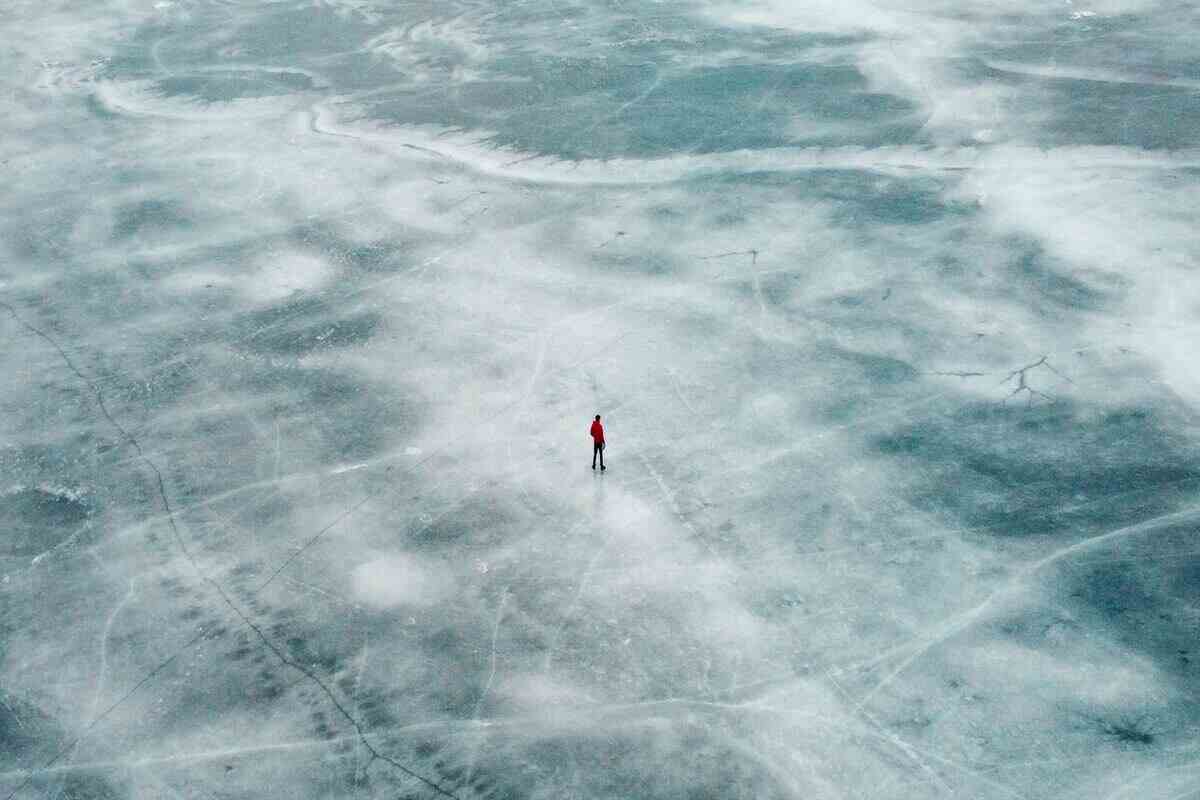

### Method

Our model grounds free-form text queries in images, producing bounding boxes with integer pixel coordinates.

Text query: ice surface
[2,1,1200,798]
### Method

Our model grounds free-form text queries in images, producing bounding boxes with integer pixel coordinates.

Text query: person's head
[595,414,601,421]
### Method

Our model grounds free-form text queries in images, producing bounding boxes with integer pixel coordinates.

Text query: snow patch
[351,554,454,609]
[241,250,330,304]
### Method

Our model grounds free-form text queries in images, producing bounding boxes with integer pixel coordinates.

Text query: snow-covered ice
[3,1,1200,798]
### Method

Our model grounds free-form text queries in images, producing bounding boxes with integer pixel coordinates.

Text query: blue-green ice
[3,1,1199,798]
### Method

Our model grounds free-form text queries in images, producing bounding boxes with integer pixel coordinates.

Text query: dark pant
[593,441,605,468]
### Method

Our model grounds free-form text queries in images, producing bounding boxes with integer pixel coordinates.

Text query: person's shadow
[591,461,607,516]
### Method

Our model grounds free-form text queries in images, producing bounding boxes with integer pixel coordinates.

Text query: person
[590,414,605,471]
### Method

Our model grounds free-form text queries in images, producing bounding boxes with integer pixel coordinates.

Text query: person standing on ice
[590,414,606,471]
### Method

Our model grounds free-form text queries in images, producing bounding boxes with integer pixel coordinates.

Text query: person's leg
[599,442,605,470]
[593,442,598,469]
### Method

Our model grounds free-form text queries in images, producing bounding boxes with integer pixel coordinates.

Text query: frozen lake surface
[3,1,1200,798]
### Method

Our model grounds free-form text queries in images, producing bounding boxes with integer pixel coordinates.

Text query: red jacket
[590,420,605,444]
